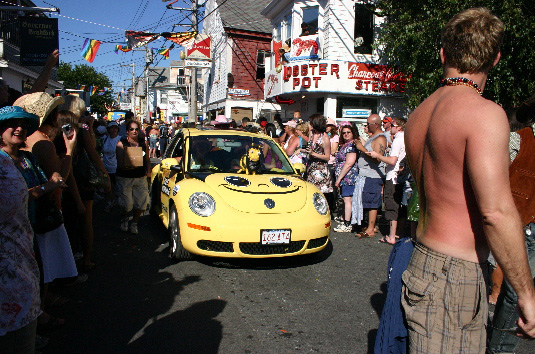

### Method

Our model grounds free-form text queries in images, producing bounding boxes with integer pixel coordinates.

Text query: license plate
[261,229,291,245]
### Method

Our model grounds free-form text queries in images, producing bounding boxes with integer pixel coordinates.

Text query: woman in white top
[282,120,301,164]
[101,121,122,211]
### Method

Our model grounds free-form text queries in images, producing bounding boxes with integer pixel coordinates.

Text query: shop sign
[187,34,211,60]
[264,60,409,98]
[19,17,59,66]
[290,35,320,61]
[185,59,212,68]
[343,109,371,118]
[228,88,250,96]
[348,62,409,94]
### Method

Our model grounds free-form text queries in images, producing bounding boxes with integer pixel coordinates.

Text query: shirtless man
[403,8,535,353]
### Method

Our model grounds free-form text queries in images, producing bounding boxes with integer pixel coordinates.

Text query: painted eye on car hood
[207,174,308,213]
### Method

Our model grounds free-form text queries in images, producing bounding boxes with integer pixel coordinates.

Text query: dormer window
[302,6,318,36]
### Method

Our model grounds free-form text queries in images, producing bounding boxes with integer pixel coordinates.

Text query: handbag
[74,148,110,191]
[34,195,64,234]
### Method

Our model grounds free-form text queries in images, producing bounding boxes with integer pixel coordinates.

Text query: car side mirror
[170,164,182,172]
[293,163,306,174]
[162,158,182,172]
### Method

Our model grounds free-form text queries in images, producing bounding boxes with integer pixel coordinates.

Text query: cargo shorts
[401,242,488,354]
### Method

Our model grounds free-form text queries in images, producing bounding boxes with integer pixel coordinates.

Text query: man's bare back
[405,85,512,263]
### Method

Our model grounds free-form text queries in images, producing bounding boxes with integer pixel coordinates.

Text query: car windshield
[187,135,295,174]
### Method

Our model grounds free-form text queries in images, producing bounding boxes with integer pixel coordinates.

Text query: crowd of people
[0,87,171,351]
[2,7,535,354]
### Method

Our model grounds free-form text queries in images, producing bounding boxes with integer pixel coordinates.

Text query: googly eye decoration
[225,176,251,187]
[270,177,292,188]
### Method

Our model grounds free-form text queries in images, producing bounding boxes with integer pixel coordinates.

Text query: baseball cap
[283,120,297,128]
[382,117,393,123]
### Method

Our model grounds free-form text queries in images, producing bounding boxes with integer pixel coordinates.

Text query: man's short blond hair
[441,7,504,74]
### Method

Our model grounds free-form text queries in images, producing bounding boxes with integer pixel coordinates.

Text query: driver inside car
[190,138,216,169]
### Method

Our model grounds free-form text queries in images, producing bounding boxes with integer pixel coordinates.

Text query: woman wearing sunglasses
[0,106,66,353]
[333,124,360,233]
[116,120,151,235]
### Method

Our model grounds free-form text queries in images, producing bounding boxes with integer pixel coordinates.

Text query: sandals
[356,231,375,239]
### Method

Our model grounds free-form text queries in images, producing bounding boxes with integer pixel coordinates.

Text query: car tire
[169,205,193,261]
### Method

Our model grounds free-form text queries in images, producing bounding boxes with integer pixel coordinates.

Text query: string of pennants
[75,85,111,96]
[81,31,198,63]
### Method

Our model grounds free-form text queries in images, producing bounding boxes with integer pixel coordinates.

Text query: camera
[62,124,74,138]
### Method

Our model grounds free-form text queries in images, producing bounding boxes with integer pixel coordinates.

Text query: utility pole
[189,0,199,124]
[145,45,152,123]
[120,63,136,113]
[166,0,202,124]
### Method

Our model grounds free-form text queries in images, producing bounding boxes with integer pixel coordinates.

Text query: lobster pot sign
[291,35,320,60]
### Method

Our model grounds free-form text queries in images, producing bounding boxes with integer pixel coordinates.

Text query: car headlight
[188,192,216,217]
[313,193,328,215]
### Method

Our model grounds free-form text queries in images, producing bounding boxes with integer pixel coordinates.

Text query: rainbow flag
[115,45,132,53]
[158,47,170,59]
[81,38,101,63]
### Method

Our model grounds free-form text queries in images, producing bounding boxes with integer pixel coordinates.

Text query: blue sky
[31,0,201,91]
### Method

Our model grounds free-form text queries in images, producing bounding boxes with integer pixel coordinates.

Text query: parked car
[150,127,331,260]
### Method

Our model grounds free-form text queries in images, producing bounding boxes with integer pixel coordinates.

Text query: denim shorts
[362,177,383,209]
[340,185,355,197]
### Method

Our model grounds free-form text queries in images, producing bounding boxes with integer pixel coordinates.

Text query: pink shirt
[328,134,339,165]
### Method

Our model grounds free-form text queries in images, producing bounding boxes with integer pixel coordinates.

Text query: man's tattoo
[378,143,385,155]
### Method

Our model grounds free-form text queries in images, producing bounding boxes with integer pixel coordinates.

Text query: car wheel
[169,205,193,261]
[149,179,161,218]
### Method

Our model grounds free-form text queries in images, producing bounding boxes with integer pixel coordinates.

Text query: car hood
[205,173,308,213]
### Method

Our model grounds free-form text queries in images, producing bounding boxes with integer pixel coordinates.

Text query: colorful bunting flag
[115,45,132,53]
[161,32,197,49]
[81,38,101,63]
[158,47,170,59]
[125,31,159,49]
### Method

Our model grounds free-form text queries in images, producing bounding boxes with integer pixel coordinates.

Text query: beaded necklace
[439,77,482,95]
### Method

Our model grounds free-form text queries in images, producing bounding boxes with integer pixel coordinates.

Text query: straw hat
[13,92,65,126]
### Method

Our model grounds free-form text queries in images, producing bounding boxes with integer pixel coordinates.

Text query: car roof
[182,128,275,142]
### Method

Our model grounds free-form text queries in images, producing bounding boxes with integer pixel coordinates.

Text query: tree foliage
[57,62,114,114]
[374,0,535,108]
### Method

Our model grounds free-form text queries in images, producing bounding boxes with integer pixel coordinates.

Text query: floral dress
[334,141,359,186]
[0,154,41,335]
[306,133,333,193]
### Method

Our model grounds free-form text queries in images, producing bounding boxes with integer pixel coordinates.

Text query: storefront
[264,59,410,122]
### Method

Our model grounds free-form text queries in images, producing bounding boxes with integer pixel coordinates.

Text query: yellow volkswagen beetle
[150,127,331,260]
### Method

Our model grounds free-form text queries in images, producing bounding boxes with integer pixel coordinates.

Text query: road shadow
[195,239,333,270]
[42,206,202,353]
[127,299,226,354]
[367,281,387,354]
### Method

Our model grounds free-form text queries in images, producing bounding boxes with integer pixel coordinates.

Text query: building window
[284,13,292,41]
[275,22,282,42]
[256,50,269,80]
[161,92,168,104]
[301,6,318,36]
[178,68,186,86]
[354,4,374,54]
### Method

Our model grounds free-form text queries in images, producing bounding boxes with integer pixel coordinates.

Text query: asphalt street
[40,202,533,354]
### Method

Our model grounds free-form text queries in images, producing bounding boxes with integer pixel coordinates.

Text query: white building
[261,0,410,123]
